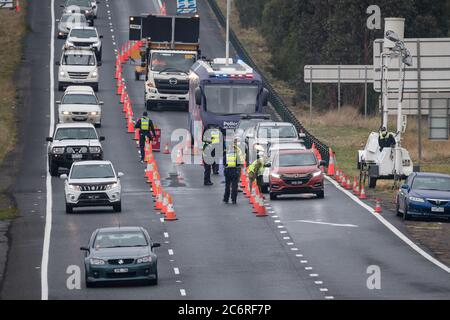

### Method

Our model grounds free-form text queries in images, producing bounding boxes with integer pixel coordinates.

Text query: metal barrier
[207,0,330,163]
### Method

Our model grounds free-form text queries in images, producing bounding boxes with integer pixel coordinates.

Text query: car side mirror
[55,61,60,66]
[195,87,202,105]
[319,160,326,167]
[99,35,103,39]
[151,243,161,249]
[99,101,104,105]
[117,172,124,177]
[99,136,105,141]
[60,174,68,180]
[97,61,102,66]
[400,184,409,190]
[56,100,61,104]
[80,246,90,252]
[56,19,60,22]
[46,137,53,142]
[261,88,269,107]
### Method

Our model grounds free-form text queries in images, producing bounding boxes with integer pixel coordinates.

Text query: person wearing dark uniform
[135,111,157,163]
[223,139,245,204]
[202,128,222,185]
[378,126,396,151]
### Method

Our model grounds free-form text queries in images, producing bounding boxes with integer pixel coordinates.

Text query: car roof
[277,149,314,155]
[55,123,96,129]
[64,86,95,94]
[72,160,112,167]
[97,226,143,232]
[69,26,96,31]
[413,172,450,179]
[269,142,306,150]
[257,122,295,128]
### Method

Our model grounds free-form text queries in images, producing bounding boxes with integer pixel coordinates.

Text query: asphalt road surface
[1,0,449,300]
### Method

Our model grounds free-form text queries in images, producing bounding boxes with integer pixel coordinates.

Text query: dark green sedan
[81,227,160,287]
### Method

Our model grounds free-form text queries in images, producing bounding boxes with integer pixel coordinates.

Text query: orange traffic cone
[117,78,123,95]
[154,188,163,210]
[120,86,127,104]
[346,177,352,190]
[353,178,360,196]
[161,193,168,215]
[374,199,382,213]
[15,0,21,12]
[256,194,268,217]
[134,128,140,141]
[359,183,367,200]
[127,118,134,133]
[341,174,347,188]
[252,193,260,214]
[163,143,170,154]
[165,195,178,221]
[175,147,184,165]
[327,148,336,176]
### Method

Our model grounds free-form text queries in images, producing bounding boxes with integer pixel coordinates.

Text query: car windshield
[94,231,148,249]
[258,126,298,139]
[204,85,258,115]
[54,127,97,140]
[61,14,87,24]
[62,93,97,104]
[62,53,95,66]
[412,176,450,192]
[71,164,115,179]
[70,29,97,38]
[237,119,265,131]
[66,0,91,7]
[277,153,317,167]
[150,52,196,73]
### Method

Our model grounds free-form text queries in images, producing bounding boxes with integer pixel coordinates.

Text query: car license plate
[72,154,83,160]
[114,268,128,273]
[291,181,303,185]
[87,195,100,200]
[431,207,445,213]
[169,96,178,100]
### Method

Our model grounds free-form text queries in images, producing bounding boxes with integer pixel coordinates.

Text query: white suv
[64,27,103,62]
[57,86,103,127]
[57,47,100,91]
[61,161,123,213]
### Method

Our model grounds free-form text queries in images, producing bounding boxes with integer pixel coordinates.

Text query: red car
[268,149,325,200]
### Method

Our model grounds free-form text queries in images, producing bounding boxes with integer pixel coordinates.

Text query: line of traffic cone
[374,199,382,213]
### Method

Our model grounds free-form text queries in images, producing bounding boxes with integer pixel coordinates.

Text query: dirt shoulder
[212,0,449,266]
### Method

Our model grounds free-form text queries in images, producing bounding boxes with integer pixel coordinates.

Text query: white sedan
[57,86,103,127]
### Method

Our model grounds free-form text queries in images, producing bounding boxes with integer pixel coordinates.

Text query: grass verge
[0,3,27,220]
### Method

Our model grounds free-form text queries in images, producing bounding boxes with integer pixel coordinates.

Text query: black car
[81,227,160,287]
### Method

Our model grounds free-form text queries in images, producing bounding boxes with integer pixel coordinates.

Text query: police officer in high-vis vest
[135,111,157,163]
[210,127,221,175]
[223,138,245,204]
[202,127,222,186]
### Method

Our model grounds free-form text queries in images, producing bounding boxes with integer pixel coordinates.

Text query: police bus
[188,58,268,139]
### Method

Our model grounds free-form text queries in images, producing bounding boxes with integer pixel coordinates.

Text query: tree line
[234,0,450,113]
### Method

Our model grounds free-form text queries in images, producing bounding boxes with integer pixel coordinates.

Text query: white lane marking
[294,220,358,228]
[286,242,294,246]
[309,274,319,277]
[277,226,285,229]
[168,249,174,255]
[295,254,303,257]
[41,0,55,301]
[320,288,329,292]
[283,237,290,240]
[305,267,313,270]
[290,248,299,251]
[300,260,308,264]
[325,296,335,300]
[315,281,323,285]
[274,220,281,223]
[180,289,186,296]
[174,267,180,275]
[164,232,169,238]
[325,176,450,273]
[279,230,287,234]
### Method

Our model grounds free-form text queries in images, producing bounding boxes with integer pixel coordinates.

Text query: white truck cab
[57,47,100,91]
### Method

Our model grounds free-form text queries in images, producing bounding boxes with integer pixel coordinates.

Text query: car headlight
[312,170,322,177]
[52,147,65,154]
[90,258,105,265]
[146,81,155,89]
[91,71,98,78]
[271,173,281,179]
[90,111,98,116]
[59,70,65,77]
[62,111,70,115]
[68,184,81,191]
[136,256,152,264]
[105,183,118,190]
[89,146,102,153]
[409,196,425,203]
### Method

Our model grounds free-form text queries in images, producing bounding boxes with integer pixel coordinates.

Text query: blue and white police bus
[188,58,268,138]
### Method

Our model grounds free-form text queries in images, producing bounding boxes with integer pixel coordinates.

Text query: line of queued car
[235,114,326,200]
[47,1,160,287]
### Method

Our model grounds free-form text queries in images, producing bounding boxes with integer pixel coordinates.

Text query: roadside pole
[225,0,230,65]
[416,39,423,162]
[310,66,313,126]
[364,65,368,118]
[338,64,341,111]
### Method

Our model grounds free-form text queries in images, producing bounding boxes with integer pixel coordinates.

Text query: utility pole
[225,0,231,65]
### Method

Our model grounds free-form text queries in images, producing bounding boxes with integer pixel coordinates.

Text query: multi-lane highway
[1,0,449,300]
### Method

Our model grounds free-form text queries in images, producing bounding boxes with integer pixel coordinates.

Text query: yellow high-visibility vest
[211,130,220,144]
[141,118,150,130]
[226,153,237,167]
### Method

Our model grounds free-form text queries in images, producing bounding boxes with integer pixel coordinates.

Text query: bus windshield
[204,84,258,115]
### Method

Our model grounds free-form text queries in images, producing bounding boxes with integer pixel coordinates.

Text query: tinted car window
[61,14,87,23]
[54,127,97,140]
[258,126,297,139]
[94,231,148,248]
[277,153,317,167]
[62,93,97,104]
[412,176,450,191]
[70,164,114,179]
[66,0,91,7]
[70,29,97,38]
[62,53,95,66]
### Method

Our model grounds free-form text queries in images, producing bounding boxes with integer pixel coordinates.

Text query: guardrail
[207,0,330,164]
